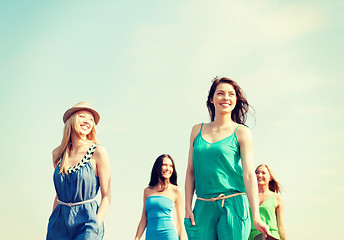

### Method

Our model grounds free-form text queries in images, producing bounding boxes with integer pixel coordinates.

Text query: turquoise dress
[46,144,104,240]
[145,196,178,240]
[184,123,250,240]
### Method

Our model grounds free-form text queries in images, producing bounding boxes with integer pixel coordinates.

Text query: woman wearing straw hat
[46,101,111,240]
[184,77,270,240]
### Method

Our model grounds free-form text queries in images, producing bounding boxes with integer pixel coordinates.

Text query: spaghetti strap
[199,123,204,135]
[234,125,240,134]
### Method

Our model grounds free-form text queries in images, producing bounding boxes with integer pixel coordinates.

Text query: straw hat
[63,101,100,124]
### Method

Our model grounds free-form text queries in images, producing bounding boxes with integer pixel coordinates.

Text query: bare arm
[51,195,58,212]
[175,187,185,240]
[135,188,149,240]
[94,145,111,225]
[51,148,59,212]
[184,124,200,226]
[237,126,270,236]
[276,196,287,240]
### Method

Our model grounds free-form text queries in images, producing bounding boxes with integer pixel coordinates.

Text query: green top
[192,123,246,198]
[249,196,280,240]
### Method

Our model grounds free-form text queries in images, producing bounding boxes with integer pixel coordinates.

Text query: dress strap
[67,144,97,174]
[234,125,240,134]
[85,144,97,159]
[199,123,204,133]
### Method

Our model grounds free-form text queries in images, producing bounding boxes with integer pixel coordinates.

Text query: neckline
[259,195,275,206]
[147,195,174,203]
[67,144,96,169]
[199,123,239,144]
[200,132,237,144]
[58,144,97,174]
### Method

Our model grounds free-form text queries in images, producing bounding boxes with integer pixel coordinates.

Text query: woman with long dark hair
[46,101,111,240]
[248,164,287,240]
[184,77,270,240]
[135,154,185,240]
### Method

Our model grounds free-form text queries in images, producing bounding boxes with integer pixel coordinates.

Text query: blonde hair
[54,111,97,174]
[256,164,281,193]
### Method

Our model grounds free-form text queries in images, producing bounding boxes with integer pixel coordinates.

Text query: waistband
[197,192,245,207]
[57,198,96,207]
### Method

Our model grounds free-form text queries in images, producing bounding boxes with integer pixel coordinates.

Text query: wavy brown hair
[256,164,281,193]
[206,76,251,124]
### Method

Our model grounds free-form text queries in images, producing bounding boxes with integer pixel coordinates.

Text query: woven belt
[57,198,96,207]
[197,193,245,207]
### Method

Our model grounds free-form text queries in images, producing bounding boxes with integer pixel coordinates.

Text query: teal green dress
[184,123,250,240]
[249,196,280,240]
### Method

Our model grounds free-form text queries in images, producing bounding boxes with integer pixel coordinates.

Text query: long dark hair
[206,76,251,124]
[148,154,178,190]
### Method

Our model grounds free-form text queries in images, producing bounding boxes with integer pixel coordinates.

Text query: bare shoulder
[52,146,60,160]
[52,146,59,154]
[144,187,154,198]
[171,185,182,195]
[93,144,109,161]
[94,144,107,155]
[273,192,284,206]
[190,123,202,140]
[170,185,183,204]
[235,124,252,142]
[191,123,202,134]
[236,124,250,135]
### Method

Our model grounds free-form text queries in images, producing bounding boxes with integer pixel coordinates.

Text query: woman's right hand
[253,218,271,238]
[185,209,195,226]
[184,125,200,227]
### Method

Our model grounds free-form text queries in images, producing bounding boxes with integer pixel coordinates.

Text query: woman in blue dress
[135,154,185,240]
[46,101,111,240]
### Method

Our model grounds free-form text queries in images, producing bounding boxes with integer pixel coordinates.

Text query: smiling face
[161,157,174,180]
[255,165,271,186]
[211,82,237,116]
[75,110,95,138]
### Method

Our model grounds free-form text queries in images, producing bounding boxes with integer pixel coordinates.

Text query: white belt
[57,198,96,207]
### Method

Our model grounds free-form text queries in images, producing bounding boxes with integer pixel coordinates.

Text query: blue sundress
[46,144,104,240]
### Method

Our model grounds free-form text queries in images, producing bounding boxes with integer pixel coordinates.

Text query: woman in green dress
[184,77,270,240]
[249,164,287,240]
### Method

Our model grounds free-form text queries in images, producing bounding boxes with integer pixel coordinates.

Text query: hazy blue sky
[1,1,343,239]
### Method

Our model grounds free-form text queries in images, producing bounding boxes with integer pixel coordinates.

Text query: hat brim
[63,107,100,125]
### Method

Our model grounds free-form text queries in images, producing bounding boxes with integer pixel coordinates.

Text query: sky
[1,0,343,239]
